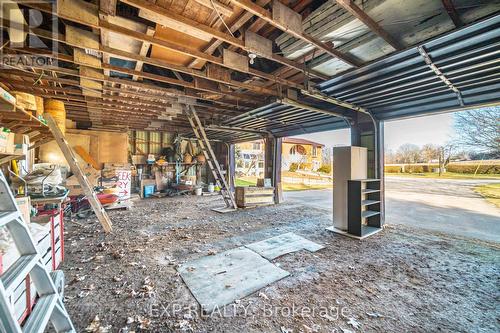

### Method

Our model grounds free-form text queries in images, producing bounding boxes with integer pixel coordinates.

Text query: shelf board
[0,152,25,158]
[362,210,380,218]
[362,189,380,194]
[0,153,26,165]
[362,200,380,206]
[0,84,52,141]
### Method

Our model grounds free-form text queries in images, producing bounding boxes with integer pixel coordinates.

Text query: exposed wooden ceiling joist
[336,0,403,50]
[1,44,257,107]
[0,73,242,118]
[441,0,463,28]
[188,0,271,69]
[98,19,305,88]
[99,0,117,16]
[230,0,360,67]
[0,17,282,97]
[120,0,328,79]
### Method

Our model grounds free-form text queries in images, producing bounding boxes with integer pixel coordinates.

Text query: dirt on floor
[60,195,500,333]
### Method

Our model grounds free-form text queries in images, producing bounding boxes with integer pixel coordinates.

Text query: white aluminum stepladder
[0,171,75,333]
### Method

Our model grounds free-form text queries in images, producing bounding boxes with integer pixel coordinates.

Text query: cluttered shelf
[0,85,54,148]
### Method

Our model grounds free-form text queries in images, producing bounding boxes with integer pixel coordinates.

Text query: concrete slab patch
[246,232,324,260]
[178,247,289,312]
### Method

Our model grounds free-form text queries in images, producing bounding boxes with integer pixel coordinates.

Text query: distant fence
[282,171,332,185]
[385,160,500,174]
[282,176,332,185]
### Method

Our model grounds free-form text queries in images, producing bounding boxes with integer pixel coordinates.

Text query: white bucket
[195,187,202,196]
[207,183,215,193]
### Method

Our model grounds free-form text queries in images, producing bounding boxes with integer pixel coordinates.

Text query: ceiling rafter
[120,0,328,79]
[0,72,242,118]
[5,1,300,115]
[187,0,271,69]
[98,19,305,88]
[229,0,360,67]
[441,0,463,28]
[0,17,282,97]
[336,0,403,50]
[99,0,117,16]
[1,44,258,106]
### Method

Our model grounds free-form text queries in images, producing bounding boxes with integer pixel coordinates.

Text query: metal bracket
[418,45,464,106]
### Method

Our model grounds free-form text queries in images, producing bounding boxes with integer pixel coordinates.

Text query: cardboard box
[0,86,16,112]
[13,92,37,111]
[0,129,15,154]
[15,196,31,224]
[13,133,29,156]
[131,154,147,165]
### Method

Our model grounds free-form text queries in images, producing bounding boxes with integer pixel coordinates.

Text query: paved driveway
[285,177,500,242]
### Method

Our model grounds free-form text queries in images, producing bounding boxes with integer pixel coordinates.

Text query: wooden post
[45,115,113,233]
[264,136,283,204]
[228,143,236,192]
[274,137,283,204]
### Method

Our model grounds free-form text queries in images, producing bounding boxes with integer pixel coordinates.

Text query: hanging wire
[209,0,235,38]
[0,40,9,51]
[33,70,45,85]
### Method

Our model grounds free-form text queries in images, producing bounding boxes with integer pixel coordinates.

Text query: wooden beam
[188,0,270,68]
[2,73,244,117]
[230,0,360,67]
[441,0,463,28]
[1,45,257,107]
[194,0,234,17]
[5,0,324,89]
[99,47,277,95]
[133,26,155,81]
[98,20,306,87]
[336,0,403,50]
[120,0,327,79]
[99,0,117,16]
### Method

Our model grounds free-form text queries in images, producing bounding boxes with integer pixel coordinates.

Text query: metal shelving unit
[347,179,383,239]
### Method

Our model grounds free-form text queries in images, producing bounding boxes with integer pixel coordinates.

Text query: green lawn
[235,177,331,191]
[474,183,500,208]
[385,172,500,180]
[235,178,256,187]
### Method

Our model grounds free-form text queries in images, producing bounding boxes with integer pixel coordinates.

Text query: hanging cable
[33,70,45,85]
[209,0,235,38]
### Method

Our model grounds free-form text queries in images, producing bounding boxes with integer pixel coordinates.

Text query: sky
[294,113,456,152]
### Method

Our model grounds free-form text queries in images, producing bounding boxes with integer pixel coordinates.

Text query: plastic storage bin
[144,185,155,198]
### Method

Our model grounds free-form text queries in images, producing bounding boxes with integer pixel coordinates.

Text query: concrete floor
[285,177,500,243]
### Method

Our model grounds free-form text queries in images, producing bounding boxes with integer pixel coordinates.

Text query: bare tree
[396,143,421,164]
[437,143,454,175]
[421,144,440,163]
[385,148,397,164]
[454,107,500,157]
[321,147,332,165]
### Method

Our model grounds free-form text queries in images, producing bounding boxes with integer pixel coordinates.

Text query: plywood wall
[39,129,128,169]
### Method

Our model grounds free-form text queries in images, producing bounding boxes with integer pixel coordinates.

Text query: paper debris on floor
[245,232,324,260]
[178,247,289,312]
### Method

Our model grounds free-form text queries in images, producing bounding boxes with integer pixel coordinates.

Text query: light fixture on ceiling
[248,52,257,65]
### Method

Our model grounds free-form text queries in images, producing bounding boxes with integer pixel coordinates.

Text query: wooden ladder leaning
[45,115,113,232]
[185,106,237,212]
